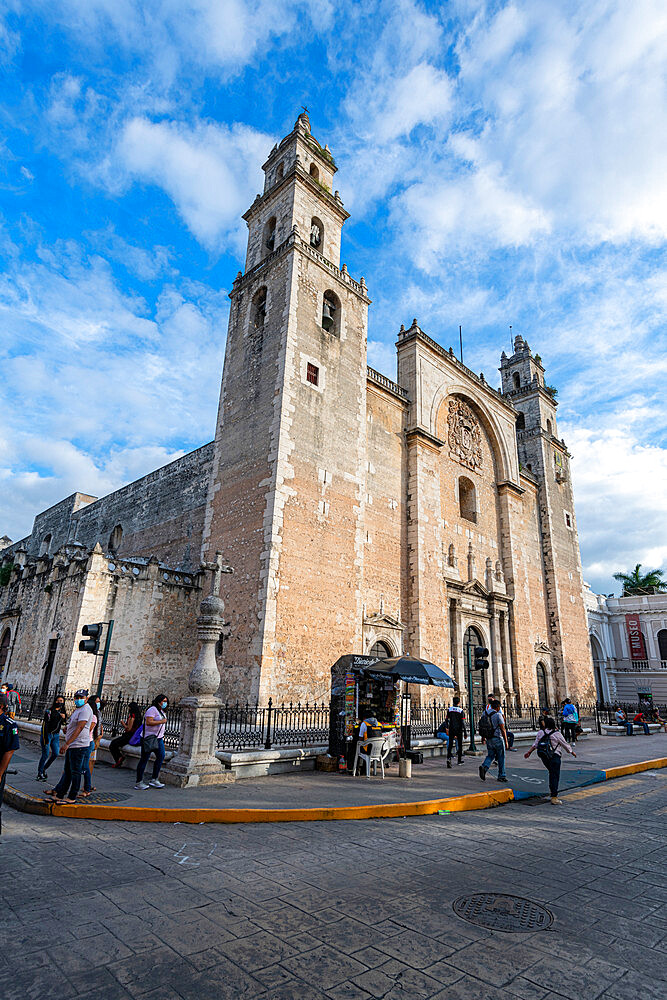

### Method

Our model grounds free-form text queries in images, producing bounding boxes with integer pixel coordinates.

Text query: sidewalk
[5,733,667,823]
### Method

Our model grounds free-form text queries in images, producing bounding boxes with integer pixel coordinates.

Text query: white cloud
[565,423,667,593]
[117,117,272,249]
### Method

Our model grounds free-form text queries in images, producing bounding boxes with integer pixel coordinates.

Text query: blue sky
[1,0,666,596]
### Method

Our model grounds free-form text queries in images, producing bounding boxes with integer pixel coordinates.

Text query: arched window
[310,216,323,250]
[370,640,391,659]
[0,628,10,677]
[263,216,276,254]
[309,163,319,182]
[276,162,284,181]
[513,372,521,389]
[658,629,667,661]
[458,477,477,523]
[546,419,553,436]
[39,534,51,557]
[536,662,548,708]
[516,412,525,431]
[109,524,123,552]
[321,290,340,336]
[252,287,267,330]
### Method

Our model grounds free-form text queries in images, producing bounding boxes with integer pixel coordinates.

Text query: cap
[74,689,89,698]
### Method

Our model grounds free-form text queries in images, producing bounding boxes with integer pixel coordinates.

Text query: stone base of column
[162,695,235,788]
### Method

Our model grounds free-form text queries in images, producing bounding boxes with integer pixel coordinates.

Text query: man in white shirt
[46,689,95,804]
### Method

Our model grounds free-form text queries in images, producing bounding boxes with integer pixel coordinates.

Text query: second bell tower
[202,113,371,703]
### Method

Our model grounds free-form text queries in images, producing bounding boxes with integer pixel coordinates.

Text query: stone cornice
[497,480,525,497]
[244,162,349,224]
[405,427,444,451]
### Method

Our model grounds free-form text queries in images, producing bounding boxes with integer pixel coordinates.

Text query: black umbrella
[371,654,455,689]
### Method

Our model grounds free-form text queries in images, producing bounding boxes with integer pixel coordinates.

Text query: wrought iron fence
[12,686,665,753]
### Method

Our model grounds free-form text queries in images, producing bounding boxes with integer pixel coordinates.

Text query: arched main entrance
[464,625,487,708]
[536,661,549,709]
[369,640,391,659]
[590,634,606,702]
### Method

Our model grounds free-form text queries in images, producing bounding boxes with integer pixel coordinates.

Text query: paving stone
[523,959,614,999]
[254,964,297,989]
[282,944,369,990]
[216,930,300,970]
[326,983,372,999]
[374,928,457,969]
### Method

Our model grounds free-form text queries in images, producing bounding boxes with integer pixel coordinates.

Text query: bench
[601,723,663,737]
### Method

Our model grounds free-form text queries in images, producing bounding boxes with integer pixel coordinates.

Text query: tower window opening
[252,287,267,330]
[109,524,123,552]
[513,372,521,389]
[306,362,319,386]
[263,216,276,253]
[458,477,477,523]
[39,534,52,557]
[546,419,553,435]
[516,412,525,431]
[321,290,340,336]
[276,162,284,181]
[310,216,323,250]
[309,163,319,182]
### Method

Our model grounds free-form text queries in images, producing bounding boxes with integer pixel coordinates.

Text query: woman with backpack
[36,694,67,781]
[524,715,576,805]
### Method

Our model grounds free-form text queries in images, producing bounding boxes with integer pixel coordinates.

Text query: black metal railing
[13,686,665,753]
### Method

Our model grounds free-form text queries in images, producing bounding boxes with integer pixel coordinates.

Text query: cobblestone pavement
[2,770,666,999]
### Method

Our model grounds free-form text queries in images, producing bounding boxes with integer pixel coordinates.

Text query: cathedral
[0,113,596,709]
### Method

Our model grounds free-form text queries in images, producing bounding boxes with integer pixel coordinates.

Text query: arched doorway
[369,640,391,659]
[464,625,487,708]
[590,634,606,702]
[0,628,10,679]
[536,661,549,709]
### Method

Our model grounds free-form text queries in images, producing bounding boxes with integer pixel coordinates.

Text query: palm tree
[613,564,667,596]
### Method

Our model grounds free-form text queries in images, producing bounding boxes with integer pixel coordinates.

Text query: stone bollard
[398,757,412,779]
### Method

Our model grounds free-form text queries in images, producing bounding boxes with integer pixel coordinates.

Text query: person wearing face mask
[80,696,103,797]
[36,694,67,781]
[135,694,169,790]
[45,689,94,804]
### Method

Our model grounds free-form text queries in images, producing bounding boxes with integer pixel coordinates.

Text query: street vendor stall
[328,654,455,773]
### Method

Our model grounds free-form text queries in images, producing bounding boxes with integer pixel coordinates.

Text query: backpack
[478,710,496,740]
[537,730,557,762]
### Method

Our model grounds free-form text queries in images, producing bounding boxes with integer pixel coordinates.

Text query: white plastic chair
[357,736,389,779]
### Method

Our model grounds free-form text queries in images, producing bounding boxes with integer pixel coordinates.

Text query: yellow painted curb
[48,787,514,824]
[604,756,667,781]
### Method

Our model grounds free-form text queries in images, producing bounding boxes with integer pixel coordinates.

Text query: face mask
[96,702,101,710]
[161,702,167,710]
[75,698,85,707]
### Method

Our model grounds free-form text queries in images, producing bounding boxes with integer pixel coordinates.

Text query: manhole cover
[453,893,553,932]
[81,792,131,804]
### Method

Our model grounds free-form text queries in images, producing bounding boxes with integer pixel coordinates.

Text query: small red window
[306,363,319,386]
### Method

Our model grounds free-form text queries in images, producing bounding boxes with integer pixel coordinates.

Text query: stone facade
[585,586,667,703]
[1,113,596,709]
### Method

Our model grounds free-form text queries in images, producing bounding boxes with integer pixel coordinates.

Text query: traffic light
[79,623,103,654]
[474,646,489,671]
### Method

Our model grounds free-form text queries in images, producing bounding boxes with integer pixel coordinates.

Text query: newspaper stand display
[328,655,402,772]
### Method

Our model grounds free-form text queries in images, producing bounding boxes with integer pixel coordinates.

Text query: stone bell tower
[500,336,595,701]
[202,112,371,704]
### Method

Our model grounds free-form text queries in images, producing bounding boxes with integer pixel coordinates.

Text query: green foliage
[613,563,667,596]
[545,384,558,398]
[0,562,13,587]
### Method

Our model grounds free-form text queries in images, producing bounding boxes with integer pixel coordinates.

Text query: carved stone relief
[448,398,483,471]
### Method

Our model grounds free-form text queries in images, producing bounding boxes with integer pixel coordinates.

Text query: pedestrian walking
[478,698,509,783]
[524,715,576,805]
[0,693,20,834]
[36,694,67,781]
[135,694,169,789]
[445,696,466,767]
[81,696,103,797]
[561,698,579,744]
[5,684,20,719]
[109,701,142,767]
[45,689,94,804]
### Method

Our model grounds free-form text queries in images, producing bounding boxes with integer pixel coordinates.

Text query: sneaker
[478,765,486,781]
[497,776,508,783]
[551,796,563,805]
[458,760,464,765]
[148,779,165,788]
[135,781,150,790]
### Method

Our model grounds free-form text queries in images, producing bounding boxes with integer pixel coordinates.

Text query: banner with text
[625,614,647,660]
